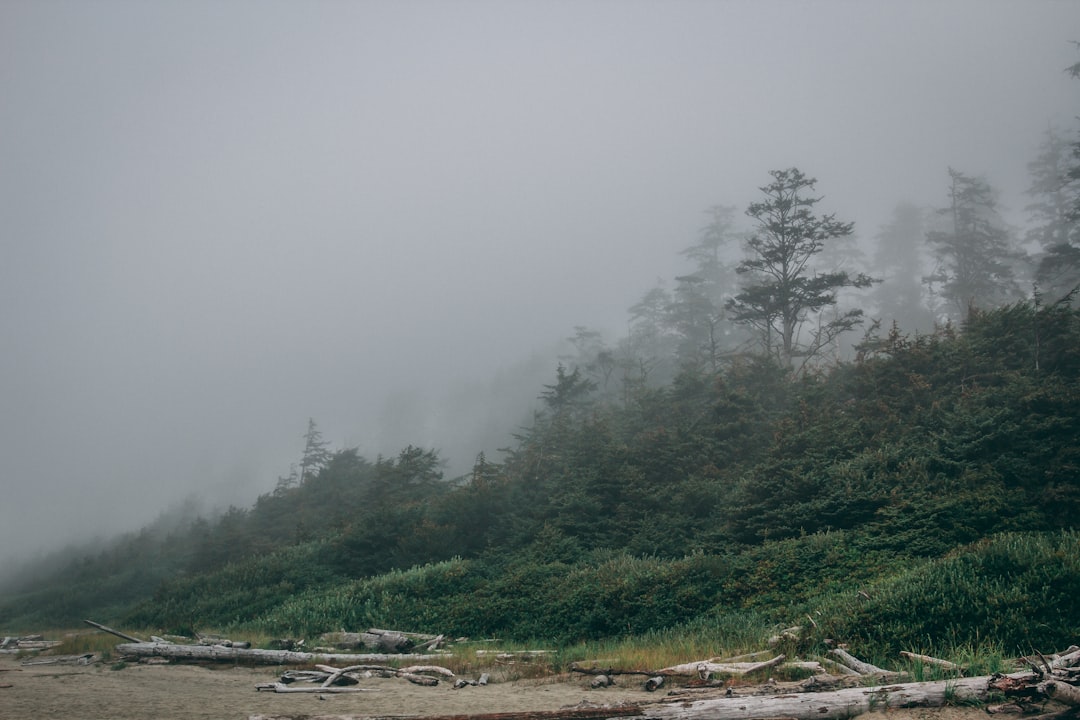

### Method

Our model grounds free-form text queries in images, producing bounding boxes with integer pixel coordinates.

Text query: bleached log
[1051,647,1080,669]
[899,651,961,671]
[115,641,448,665]
[829,648,888,675]
[255,682,376,694]
[821,657,862,676]
[399,664,455,677]
[245,675,997,720]
[249,705,644,720]
[1042,680,1080,707]
[633,675,994,719]
[399,672,439,686]
[660,654,785,676]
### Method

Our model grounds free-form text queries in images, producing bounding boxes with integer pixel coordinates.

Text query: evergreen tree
[668,205,748,371]
[925,168,1025,319]
[870,203,935,333]
[727,168,875,369]
[1026,126,1080,302]
[299,418,331,485]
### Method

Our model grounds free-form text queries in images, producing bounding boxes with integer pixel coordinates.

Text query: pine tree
[727,168,875,369]
[299,418,331,485]
[925,168,1025,319]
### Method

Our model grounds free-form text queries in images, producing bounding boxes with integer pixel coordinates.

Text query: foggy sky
[1,0,1078,569]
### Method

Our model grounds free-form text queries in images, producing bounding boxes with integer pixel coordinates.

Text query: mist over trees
[3,31,1080,662]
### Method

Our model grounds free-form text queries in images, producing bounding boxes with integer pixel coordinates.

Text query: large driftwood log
[635,676,993,718]
[573,655,787,679]
[659,654,786,677]
[246,675,1003,720]
[250,706,645,720]
[256,683,377,694]
[115,641,448,665]
[320,628,442,653]
[1042,680,1080,707]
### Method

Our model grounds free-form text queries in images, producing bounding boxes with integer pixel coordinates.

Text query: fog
[1,0,1078,570]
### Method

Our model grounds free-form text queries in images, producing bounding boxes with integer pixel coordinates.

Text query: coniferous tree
[1026,126,1080,301]
[870,203,935,333]
[667,205,748,371]
[299,418,331,485]
[727,168,875,369]
[925,168,1025,319]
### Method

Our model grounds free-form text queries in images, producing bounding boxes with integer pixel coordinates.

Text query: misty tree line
[568,161,1077,395]
[6,49,1080,635]
[557,53,1080,392]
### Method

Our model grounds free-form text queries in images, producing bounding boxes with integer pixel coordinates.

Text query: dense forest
[3,55,1080,659]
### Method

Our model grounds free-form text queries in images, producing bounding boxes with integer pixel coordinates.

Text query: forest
[2,54,1080,661]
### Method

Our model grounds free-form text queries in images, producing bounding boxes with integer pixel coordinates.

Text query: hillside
[2,300,1079,657]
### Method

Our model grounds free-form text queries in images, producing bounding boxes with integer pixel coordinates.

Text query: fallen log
[246,676,1002,720]
[1042,680,1080,707]
[255,683,377,693]
[115,641,449,666]
[631,675,994,719]
[321,628,441,653]
[899,651,961,671]
[83,619,143,643]
[659,654,786,677]
[572,654,793,679]
[249,705,645,720]
[828,648,889,676]
[20,653,97,666]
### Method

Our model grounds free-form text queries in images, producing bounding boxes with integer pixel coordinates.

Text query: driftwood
[246,667,1080,720]
[572,654,787,680]
[255,683,377,693]
[244,676,989,719]
[249,706,645,720]
[899,651,962,671]
[20,653,97,666]
[660,653,786,677]
[115,641,448,665]
[83,619,143,643]
[628,675,994,719]
[320,628,443,653]
[828,648,890,675]
[1042,680,1080,707]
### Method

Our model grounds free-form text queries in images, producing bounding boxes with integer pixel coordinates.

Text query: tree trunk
[828,648,889,676]
[83,619,143,643]
[244,673,1078,720]
[114,641,446,665]
[630,676,993,719]
[250,707,645,720]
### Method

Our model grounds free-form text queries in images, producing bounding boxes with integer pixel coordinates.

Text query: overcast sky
[1,0,1078,569]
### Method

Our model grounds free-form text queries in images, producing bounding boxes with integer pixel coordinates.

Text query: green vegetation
[2,298,1078,668]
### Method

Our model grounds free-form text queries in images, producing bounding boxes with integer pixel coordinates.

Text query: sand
[0,652,997,720]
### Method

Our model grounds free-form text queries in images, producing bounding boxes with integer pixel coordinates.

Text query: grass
[35,630,125,659]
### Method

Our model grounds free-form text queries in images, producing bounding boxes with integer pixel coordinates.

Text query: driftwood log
[83,619,143,643]
[320,629,444,653]
[572,654,787,679]
[899,651,962,671]
[115,641,448,665]
[828,648,890,676]
[247,664,1080,720]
